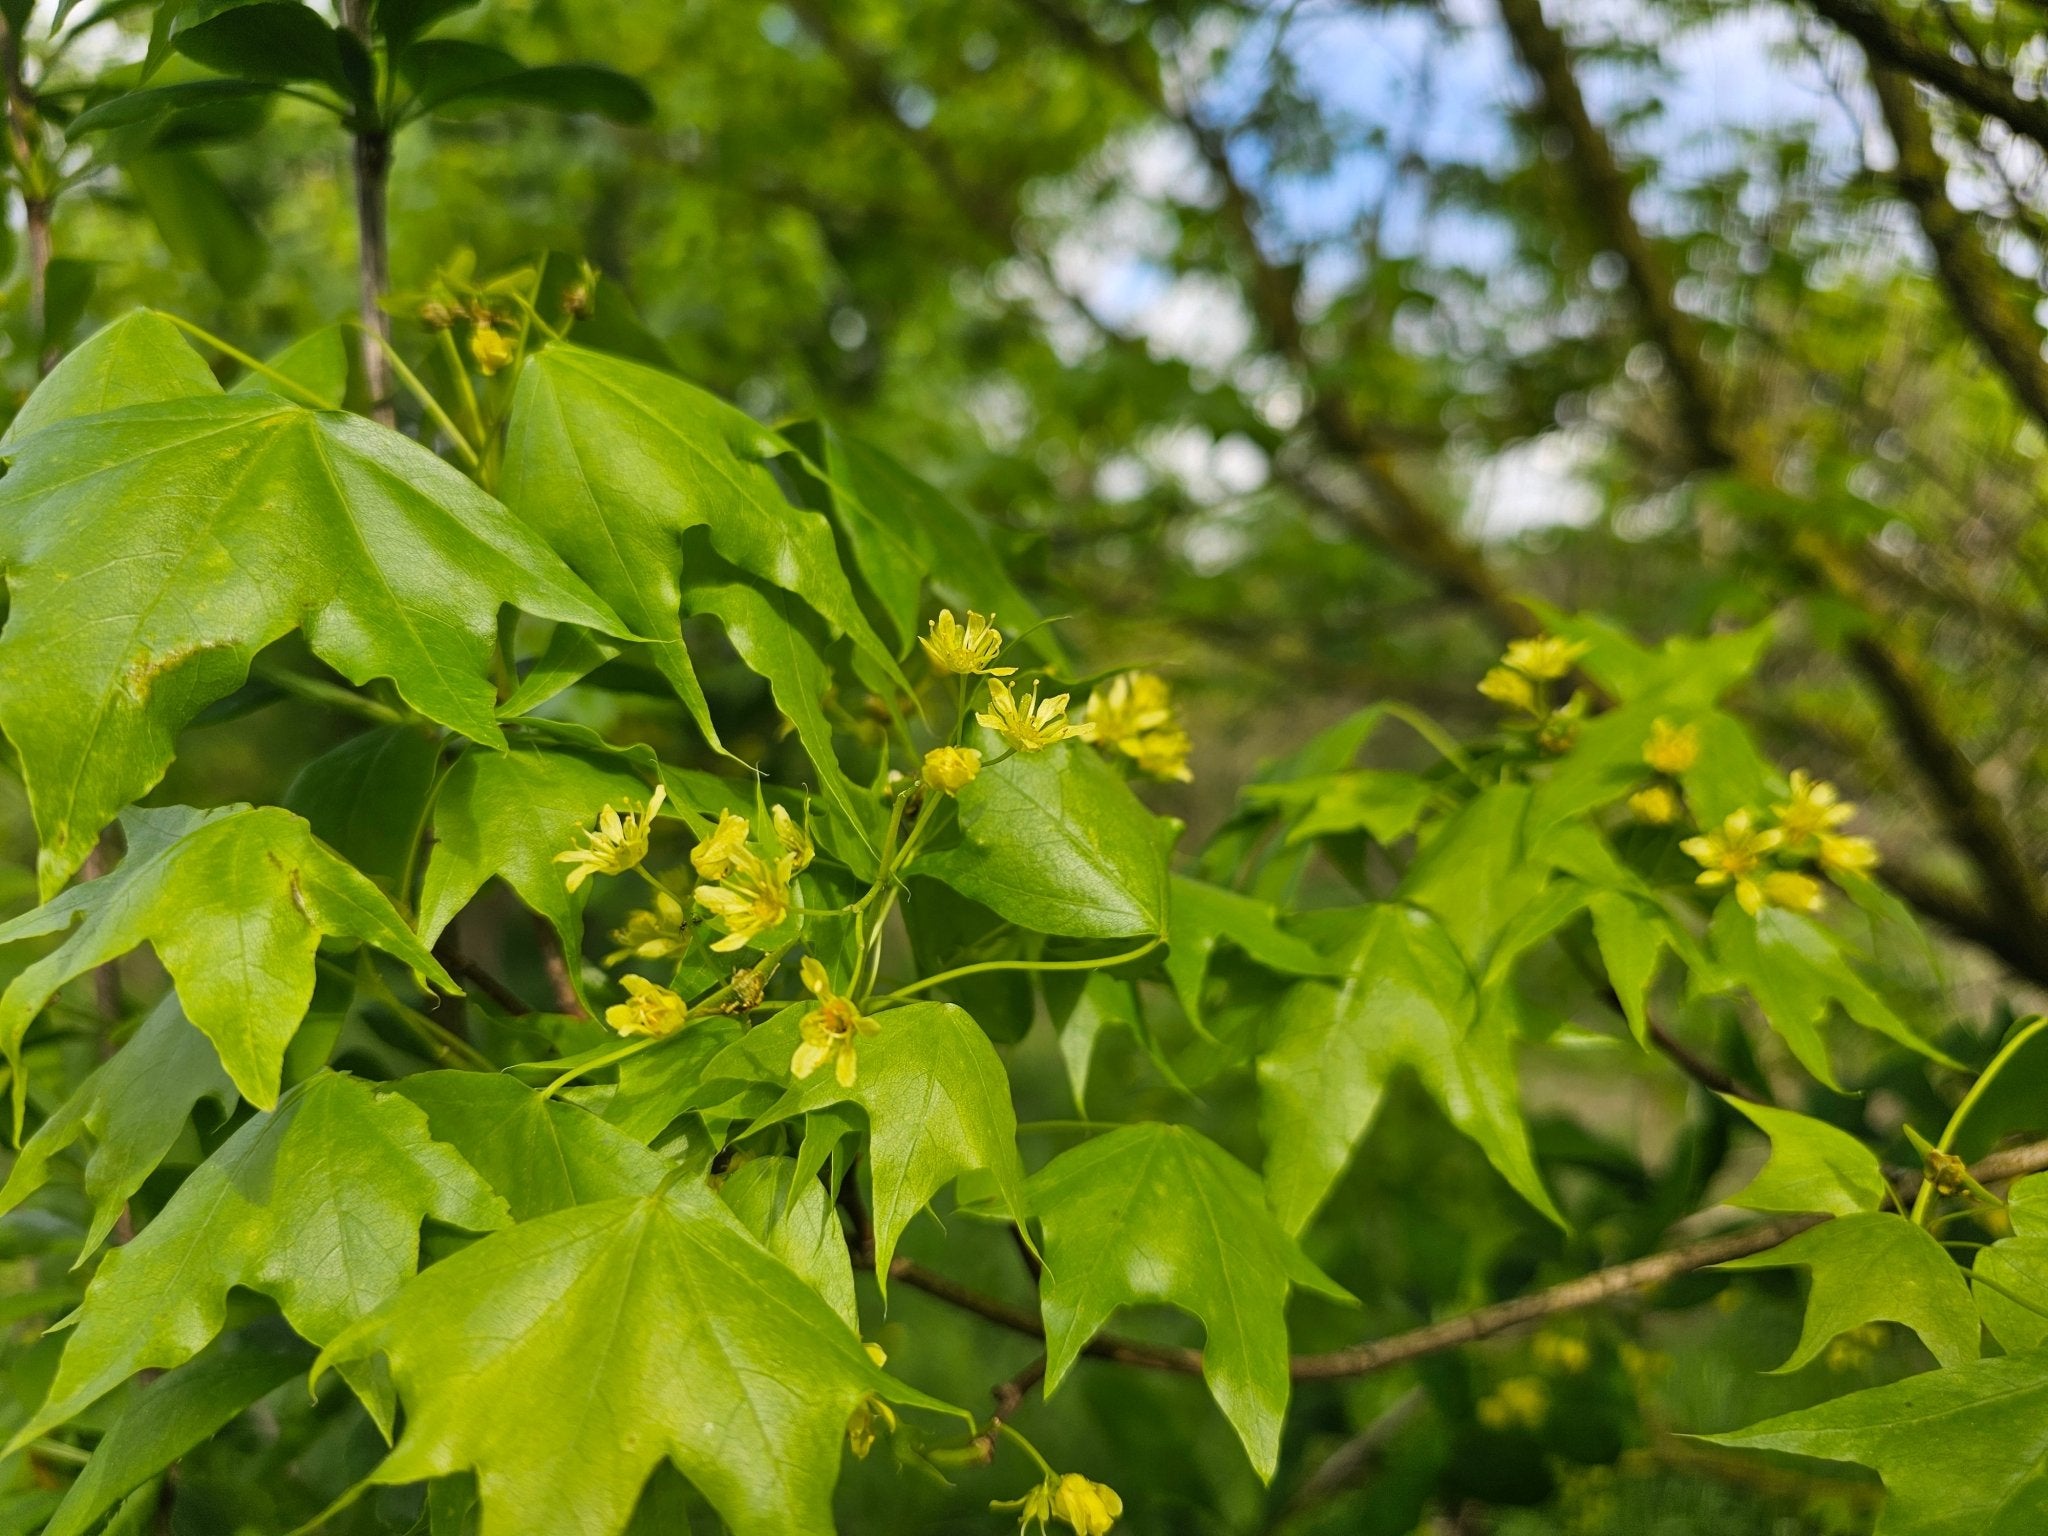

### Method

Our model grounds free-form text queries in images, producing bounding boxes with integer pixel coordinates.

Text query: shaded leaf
[720,1155,858,1333]
[41,1329,307,1536]
[283,724,441,890]
[6,1070,507,1449]
[1030,1123,1350,1478]
[0,994,235,1258]
[1162,874,1332,1035]
[1258,905,1559,1234]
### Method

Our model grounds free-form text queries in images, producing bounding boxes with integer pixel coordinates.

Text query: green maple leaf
[0,330,626,895]
[1721,1212,1978,1371]
[418,738,663,1007]
[0,994,236,1258]
[317,1182,953,1536]
[1708,1351,2048,1534]
[394,1069,667,1220]
[1258,904,1560,1234]
[0,309,219,448]
[499,343,902,749]
[704,1000,1031,1280]
[6,1070,507,1450]
[721,1155,860,1333]
[0,804,459,1117]
[1161,874,1336,1036]
[1029,1122,1352,1478]
[916,732,1172,940]
[1722,1097,1888,1218]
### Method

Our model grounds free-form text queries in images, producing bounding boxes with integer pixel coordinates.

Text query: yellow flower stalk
[604,974,688,1038]
[1772,771,1856,845]
[977,677,1096,752]
[554,784,665,893]
[790,957,879,1086]
[1477,665,1539,714]
[470,322,516,375]
[1502,635,1589,681]
[693,847,792,953]
[921,744,982,795]
[1628,785,1682,825]
[919,608,1016,676]
[606,891,690,964]
[1085,671,1194,782]
[770,803,814,872]
[690,809,750,880]
[1642,718,1700,775]
[1050,1474,1123,1536]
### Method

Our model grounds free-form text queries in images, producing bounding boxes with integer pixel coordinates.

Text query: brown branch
[890,1137,2048,1383]
[1865,64,2048,432]
[532,915,587,1019]
[1800,0,2048,155]
[969,1354,1048,1464]
[437,948,533,1016]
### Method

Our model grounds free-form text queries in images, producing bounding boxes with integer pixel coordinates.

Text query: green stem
[356,324,481,466]
[157,313,337,410]
[876,936,1161,1006]
[1913,1013,2048,1224]
[255,663,408,725]
[321,957,491,1070]
[539,1035,657,1099]
[435,326,488,447]
[997,1422,1055,1479]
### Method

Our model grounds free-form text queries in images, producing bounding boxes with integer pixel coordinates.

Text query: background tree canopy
[1,0,2048,1532]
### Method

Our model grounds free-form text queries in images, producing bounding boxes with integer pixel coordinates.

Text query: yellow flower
[994,1481,1058,1534]
[791,957,880,1086]
[693,847,792,953]
[1477,665,1539,714]
[1085,671,1194,782]
[846,1392,896,1459]
[1773,771,1856,845]
[470,322,516,375]
[921,744,982,795]
[691,809,752,881]
[1532,1333,1591,1374]
[1476,1376,1550,1431]
[771,803,814,872]
[554,784,666,892]
[1746,869,1825,917]
[977,677,1096,752]
[1819,832,1879,874]
[604,974,688,1038]
[1502,635,1589,681]
[606,891,690,964]
[1642,718,1700,775]
[920,609,1016,676]
[1680,810,1782,894]
[1050,1474,1124,1536]
[864,1341,888,1368]
[1628,785,1682,825]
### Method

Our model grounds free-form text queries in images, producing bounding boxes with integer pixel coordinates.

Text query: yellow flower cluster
[604,974,688,1038]
[606,891,690,964]
[1679,772,1879,916]
[1477,634,1589,754]
[1083,671,1192,782]
[977,677,1095,753]
[791,958,879,1086]
[554,784,666,893]
[1476,1375,1550,1431]
[1628,718,1699,826]
[687,807,811,953]
[921,608,1016,677]
[995,1473,1123,1535]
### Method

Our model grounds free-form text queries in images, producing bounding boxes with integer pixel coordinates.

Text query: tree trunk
[340,0,394,423]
